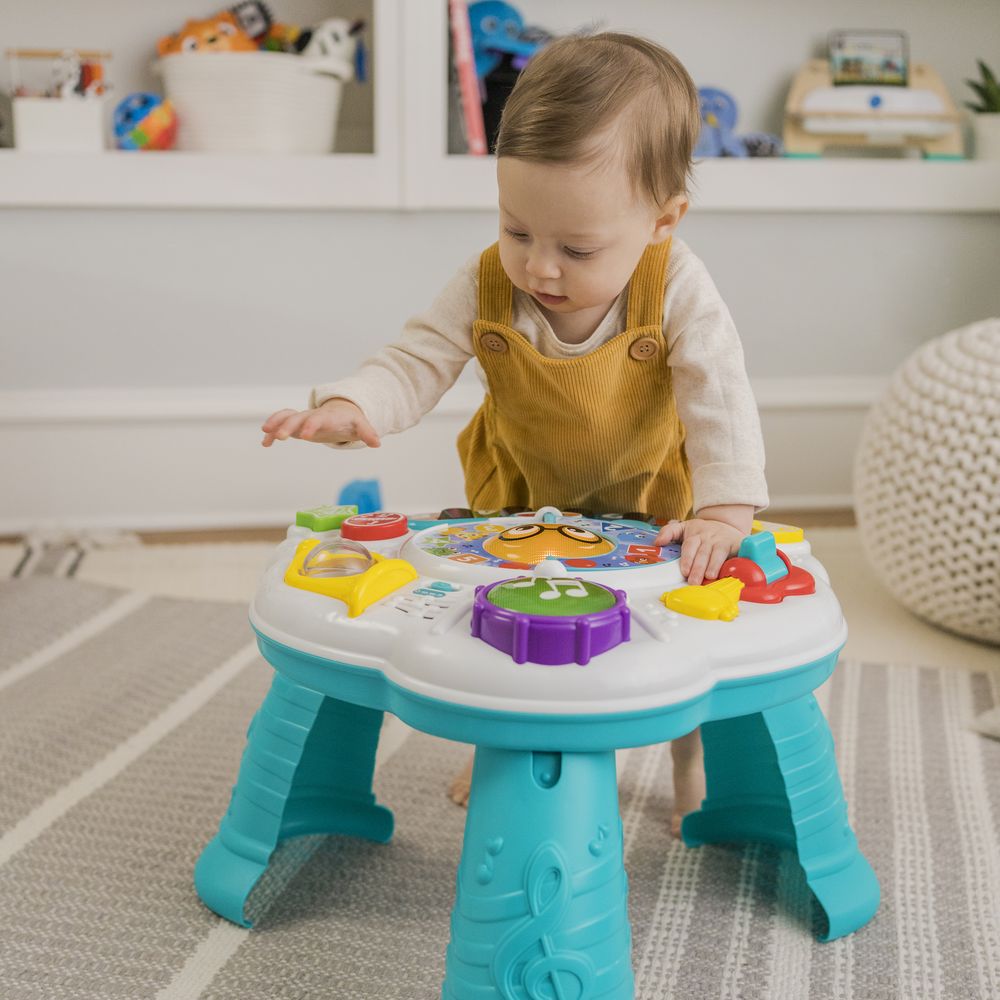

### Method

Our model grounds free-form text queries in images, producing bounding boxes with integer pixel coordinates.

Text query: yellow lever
[661,577,745,622]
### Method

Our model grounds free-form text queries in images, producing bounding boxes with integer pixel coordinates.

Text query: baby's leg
[670,728,705,838]
[447,753,475,807]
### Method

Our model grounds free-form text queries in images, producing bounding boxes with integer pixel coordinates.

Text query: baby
[262,32,768,837]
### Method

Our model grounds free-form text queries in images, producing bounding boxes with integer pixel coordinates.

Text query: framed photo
[829,30,908,87]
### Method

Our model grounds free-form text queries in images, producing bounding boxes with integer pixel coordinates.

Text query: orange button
[483,333,508,353]
[629,336,659,360]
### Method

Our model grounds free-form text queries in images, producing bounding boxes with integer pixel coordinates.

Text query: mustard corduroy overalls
[457,239,693,519]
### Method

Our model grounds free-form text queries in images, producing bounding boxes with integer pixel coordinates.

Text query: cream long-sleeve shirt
[312,238,769,513]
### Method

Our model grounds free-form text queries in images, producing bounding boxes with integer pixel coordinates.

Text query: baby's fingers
[261,409,297,446]
[654,520,683,546]
[354,416,381,448]
[271,410,312,443]
[261,408,297,433]
[679,534,702,581]
[703,542,731,583]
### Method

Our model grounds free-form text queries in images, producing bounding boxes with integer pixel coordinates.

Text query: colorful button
[428,581,459,592]
[296,504,357,532]
[737,532,788,584]
[341,511,409,541]
[471,576,630,665]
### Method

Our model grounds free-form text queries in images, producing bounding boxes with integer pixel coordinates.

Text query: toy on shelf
[113,93,177,150]
[300,18,367,82]
[157,13,258,56]
[194,503,879,994]
[693,86,783,158]
[7,48,111,152]
[154,5,365,153]
[783,58,963,158]
[467,0,554,152]
[229,0,273,43]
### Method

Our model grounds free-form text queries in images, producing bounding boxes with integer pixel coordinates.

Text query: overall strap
[477,243,513,327]
[625,237,672,329]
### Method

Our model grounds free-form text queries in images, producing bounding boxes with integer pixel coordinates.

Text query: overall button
[629,336,659,360]
[483,333,508,353]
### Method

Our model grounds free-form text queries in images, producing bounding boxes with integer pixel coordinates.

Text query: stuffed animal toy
[157,12,258,56]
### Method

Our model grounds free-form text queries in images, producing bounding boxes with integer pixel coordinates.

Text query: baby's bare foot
[447,755,474,807]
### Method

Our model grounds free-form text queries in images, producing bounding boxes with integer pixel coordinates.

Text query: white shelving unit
[1,0,999,212]
[399,3,1000,213]
[0,150,400,210]
[0,0,402,210]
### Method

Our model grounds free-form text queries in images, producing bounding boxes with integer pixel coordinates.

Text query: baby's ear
[652,195,688,241]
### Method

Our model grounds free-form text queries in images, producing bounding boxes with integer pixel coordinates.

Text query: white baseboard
[0,378,883,533]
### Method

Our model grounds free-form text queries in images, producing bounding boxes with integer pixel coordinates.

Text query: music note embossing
[538,578,588,601]
[502,576,587,600]
[491,843,596,1000]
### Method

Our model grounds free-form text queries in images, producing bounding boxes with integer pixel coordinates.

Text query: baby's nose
[526,253,560,279]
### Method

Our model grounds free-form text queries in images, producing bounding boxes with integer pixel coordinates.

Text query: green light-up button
[295,504,358,532]
[488,576,616,617]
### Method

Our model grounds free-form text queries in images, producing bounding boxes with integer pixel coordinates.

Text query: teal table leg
[682,694,879,940]
[444,748,633,999]
[195,673,394,927]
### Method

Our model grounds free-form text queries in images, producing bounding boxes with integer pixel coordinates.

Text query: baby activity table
[194,505,879,998]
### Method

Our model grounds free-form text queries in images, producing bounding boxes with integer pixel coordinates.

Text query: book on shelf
[448,0,487,155]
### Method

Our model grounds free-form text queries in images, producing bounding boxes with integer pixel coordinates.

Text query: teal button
[738,531,788,584]
[295,504,358,532]
[429,581,459,592]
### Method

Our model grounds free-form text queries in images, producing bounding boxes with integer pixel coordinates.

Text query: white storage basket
[156,51,353,153]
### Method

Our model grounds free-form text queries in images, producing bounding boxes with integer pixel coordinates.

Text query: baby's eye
[503,227,529,241]
[564,247,597,260]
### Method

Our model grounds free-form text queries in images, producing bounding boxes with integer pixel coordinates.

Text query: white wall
[4,208,999,391]
[2,1,1000,529]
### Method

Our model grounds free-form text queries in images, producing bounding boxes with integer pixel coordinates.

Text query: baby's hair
[495,32,700,208]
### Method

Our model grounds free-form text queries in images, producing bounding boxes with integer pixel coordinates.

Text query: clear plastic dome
[301,539,374,578]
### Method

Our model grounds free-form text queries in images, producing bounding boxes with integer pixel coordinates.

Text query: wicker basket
[155,51,353,153]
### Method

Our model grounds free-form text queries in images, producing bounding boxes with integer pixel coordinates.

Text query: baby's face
[497,154,680,317]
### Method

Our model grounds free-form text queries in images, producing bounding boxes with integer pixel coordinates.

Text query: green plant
[965,59,1000,113]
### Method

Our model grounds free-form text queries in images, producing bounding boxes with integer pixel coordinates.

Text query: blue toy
[694,86,784,158]
[694,87,748,158]
[336,478,382,514]
[468,1,546,78]
[112,92,178,151]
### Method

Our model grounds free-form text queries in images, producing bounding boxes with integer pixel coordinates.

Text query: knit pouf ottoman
[854,318,1000,645]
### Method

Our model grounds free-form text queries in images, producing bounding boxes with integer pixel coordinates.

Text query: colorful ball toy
[113,93,178,151]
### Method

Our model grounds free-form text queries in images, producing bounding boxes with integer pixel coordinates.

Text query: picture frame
[828,30,908,87]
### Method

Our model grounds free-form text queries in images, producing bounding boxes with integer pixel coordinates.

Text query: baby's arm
[260,254,480,449]
[653,246,768,584]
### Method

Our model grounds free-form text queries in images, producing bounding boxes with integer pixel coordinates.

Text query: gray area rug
[1,574,998,1000]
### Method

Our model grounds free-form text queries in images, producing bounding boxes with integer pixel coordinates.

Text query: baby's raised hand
[260,398,381,449]
[654,516,747,586]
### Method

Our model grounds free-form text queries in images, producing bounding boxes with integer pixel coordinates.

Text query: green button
[488,576,615,617]
[296,505,358,531]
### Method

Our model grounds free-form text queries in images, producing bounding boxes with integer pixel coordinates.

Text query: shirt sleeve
[663,245,770,513]
[310,253,480,446]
